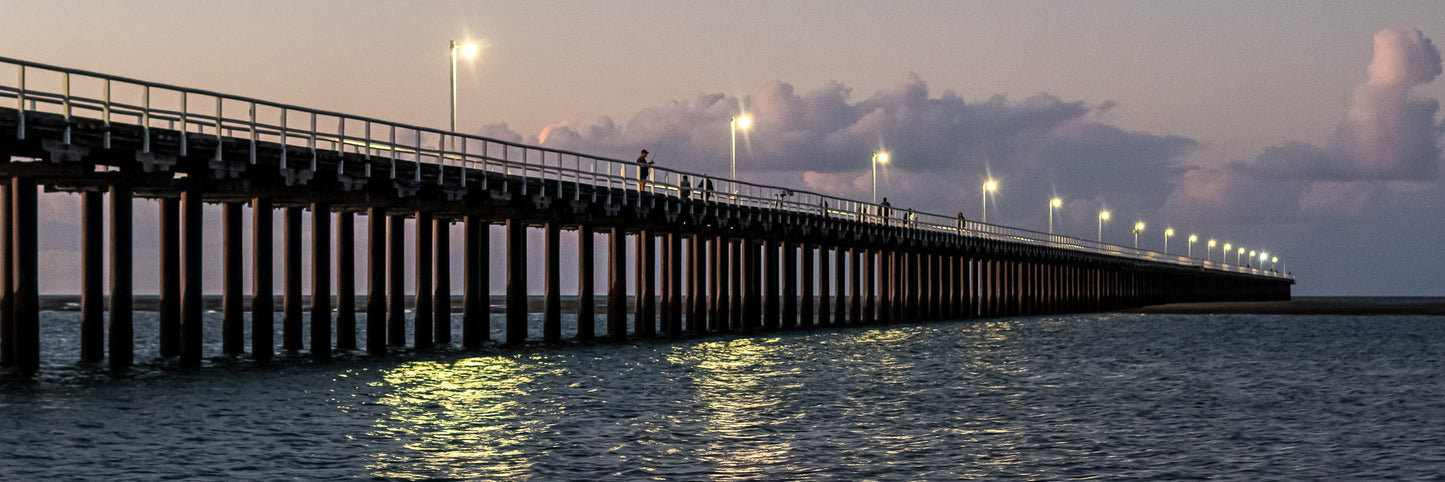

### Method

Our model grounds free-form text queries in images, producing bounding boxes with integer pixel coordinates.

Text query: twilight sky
[4,1,1444,297]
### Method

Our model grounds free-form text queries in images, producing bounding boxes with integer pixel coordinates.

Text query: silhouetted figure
[635,149,652,189]
[880,198,892,225]
[956,212,966,231]
[907,208,916,228]
[680,175,692,199]
[699,178,715,202]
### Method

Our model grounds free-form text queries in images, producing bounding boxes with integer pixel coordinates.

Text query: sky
[3,0,1444,297]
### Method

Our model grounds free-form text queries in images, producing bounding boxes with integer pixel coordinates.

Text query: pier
[0,56,1292,375]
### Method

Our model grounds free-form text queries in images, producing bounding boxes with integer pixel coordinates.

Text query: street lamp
[871,151,889,203]
[1188,234,1197,258]
[1164,228,1174,253]
[1049,198,1062,234]
[982,180,998,224]
[1133,222,1145,249]
[1208,239,1216,261]
[1237,247,1245,265]
[731,115,751,183]
[1272,256,1279,271]
[450,40,479,137]
[1098,211,1110,243]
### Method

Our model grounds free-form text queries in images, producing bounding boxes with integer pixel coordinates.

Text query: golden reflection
[672,337,800,479]
[363,356,537,480]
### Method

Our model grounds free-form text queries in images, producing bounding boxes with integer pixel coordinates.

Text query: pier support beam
[872,248,884,323]
[543,222,561,343]
[833,246,846,327]
[862,248,874,325]
[387,214,405,347]
[109,187,133,371]
[414,211,433,350]
[729,238,742,331]
[463,216,488,348]
[0,184,9,368]
[505,218,527,345]
[782,241,797,329]
[607,227,627,340]
[687,234,704,335]
[10,178,38,373]
[577,224,595,341]
[179,191,203,367]
[158,197,179,358]
[635,231,655,337]
[848,247,861,326]
[336,212,355,351]
[764,239,779,330]
[366,208,386,356]
[433,218,450,346]
[253,198,274,362]
[311,203,331,359]
[666,232,682,335]
[817,245,830,327]
[800,243,814,328]
[283,206,303,351]
[710,235,725,332]
[222,202,244,355]
[80,190,103,362]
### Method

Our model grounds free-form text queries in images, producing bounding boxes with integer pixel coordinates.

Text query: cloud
[496,72,1194,226]
[1168,27,1444,224]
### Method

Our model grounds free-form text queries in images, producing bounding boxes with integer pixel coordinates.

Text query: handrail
[0,55,1289,280]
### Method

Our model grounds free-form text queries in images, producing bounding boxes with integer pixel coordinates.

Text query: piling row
[0,101,1290,376]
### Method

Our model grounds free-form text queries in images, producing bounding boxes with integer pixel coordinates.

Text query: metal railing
[0,55,1289,280]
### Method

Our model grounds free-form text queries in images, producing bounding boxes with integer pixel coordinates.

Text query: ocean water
[3,306,1444,479]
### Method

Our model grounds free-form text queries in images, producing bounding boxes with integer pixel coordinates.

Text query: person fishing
[635,149,652,190]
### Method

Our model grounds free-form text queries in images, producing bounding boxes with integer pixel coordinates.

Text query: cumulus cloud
[489,72,1194,226]
[1168,27,1444,223]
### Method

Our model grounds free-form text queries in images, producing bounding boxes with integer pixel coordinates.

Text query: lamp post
[1133,222,1145,249]
[1049,198,1062,234]
[1237,247,1244,265]
[1098,211,1110,243]
[1164,228,1174,253]
[450,40,478,136]
[1272,257,1279,271]
[1188,234,1197,258]
[1208,239,1216,261]
[730,115,751,183]
[982,180,998,224]
[1223,243,1232,264]
[871,151,889,204]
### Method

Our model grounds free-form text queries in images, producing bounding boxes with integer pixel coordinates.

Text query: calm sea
[3,298,1444,480]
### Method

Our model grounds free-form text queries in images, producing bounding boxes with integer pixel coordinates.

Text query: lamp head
[1208,239,1216,247]
[875,152,889,163]
[1189,234,1197,242]
[1166,228,1174,237]
[734,115,752,129]
[984,180,997,192]
[1051,198,1062,208]
[1134,222,1145,232]
[1100,211,1110,220]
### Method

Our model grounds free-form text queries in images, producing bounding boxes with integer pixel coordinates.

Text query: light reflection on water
[6,313,1445,480]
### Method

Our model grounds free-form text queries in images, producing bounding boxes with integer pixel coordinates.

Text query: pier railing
[0,55,1288,280]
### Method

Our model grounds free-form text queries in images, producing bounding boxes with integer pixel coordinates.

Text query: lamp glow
[1098,210,1110,242]
[982,180,998,224]
[1048,198,1062,234]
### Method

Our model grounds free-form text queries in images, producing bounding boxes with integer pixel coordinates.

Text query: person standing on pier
[635,149,652,190]
[880,198,892,226]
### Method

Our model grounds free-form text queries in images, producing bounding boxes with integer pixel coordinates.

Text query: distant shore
[1126,300,1445,316]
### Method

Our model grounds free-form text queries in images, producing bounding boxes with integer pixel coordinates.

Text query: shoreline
[1126,300,1445,316]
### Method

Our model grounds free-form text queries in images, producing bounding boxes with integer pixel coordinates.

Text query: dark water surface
[4,311,1444,480]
